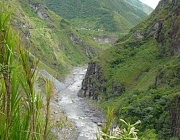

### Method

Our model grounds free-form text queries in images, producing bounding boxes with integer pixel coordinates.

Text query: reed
[0,2,53,140]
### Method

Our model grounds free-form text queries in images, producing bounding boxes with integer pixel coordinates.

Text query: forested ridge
[80,0,180,139]
[43,0,151,33]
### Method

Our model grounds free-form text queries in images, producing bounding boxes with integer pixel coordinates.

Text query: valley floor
[39,66,105,140]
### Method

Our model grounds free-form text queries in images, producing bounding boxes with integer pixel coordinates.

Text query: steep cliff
[81,0,180,139]
[78,62,125,100]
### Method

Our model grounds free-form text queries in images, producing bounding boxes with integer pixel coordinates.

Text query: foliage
[42,0,147,33]
[98,109,141,140]
[0,3,52,139]
[87,1,180,139]
[9,0,105,80]
[102,108,115,136]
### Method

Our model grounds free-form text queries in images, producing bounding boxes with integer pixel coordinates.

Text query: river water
[40,66,103,140]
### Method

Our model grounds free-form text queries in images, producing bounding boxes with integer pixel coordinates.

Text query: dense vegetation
[4,0,179,139]
[0,3,53,139]
[82,0,180,139]
[42,0,149,33]
[8,0,152,81]
[9,0,108,80]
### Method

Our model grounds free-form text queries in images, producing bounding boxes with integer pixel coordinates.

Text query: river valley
[40,66,105,140]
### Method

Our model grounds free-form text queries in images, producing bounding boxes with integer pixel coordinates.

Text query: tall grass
[44,79,53,140]
[0,2,52,140]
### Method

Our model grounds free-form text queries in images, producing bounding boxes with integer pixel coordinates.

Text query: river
[40,66,104,140]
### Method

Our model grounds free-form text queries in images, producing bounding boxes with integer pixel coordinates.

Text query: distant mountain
[124,0,153,14]
[42,0,148,33]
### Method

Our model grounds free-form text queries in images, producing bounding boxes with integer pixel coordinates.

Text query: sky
[139,0,160,9]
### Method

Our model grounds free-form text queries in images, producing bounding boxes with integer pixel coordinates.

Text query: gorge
[40,67,105,140]
[2,0,180,140]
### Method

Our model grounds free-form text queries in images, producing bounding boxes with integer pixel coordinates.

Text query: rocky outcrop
[37,11,50,20]
[148,21,162,39]
[29,2,40,11]
[78,62,125,100]
[29,0,51,20]
[78,62,103,100]
[134,30,144,39]
[145,0,180,56]
[70,34,81,45]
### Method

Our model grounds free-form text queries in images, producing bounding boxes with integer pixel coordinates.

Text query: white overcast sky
[139,0,160,9]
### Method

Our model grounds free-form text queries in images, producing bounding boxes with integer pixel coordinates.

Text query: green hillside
[124,0,153,14]
[42,0,147,33]
[81,0,180,139]
[9,0,109,80]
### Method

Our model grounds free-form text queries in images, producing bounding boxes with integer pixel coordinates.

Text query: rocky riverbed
[40,66,105,140]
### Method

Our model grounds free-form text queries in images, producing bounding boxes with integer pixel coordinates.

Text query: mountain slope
[9,0,107,79]
[42,0,148,33]
[80,0,180,139]
[124,0,153,14]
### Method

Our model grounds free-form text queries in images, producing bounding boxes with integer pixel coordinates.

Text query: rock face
[70,34,81,45]
[29,2,40,11]
[134,30,144,39]
[78,62,103,100]
[159,10,180,55]
[29,0,51,20]
[140,0,180,57]
[148,0,180,56]
[148,21,162,39]
[78,62,125,100]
